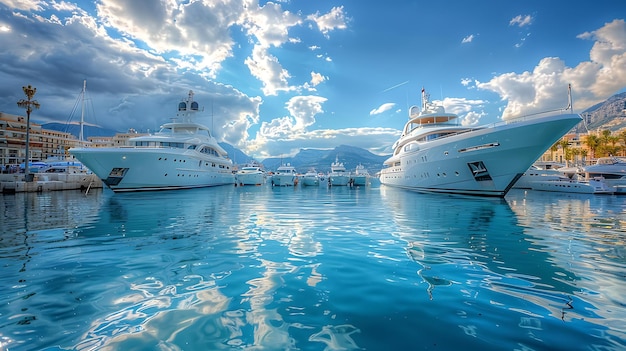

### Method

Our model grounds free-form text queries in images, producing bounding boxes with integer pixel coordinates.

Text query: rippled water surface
[1,185,626,350]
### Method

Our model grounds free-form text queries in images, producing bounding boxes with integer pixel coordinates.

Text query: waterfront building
[0,112,80,168]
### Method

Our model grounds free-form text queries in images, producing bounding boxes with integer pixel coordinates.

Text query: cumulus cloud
[2,0,43,11]
[369,103,396,115]
[96,0,237,76]
[307,6,348,37]
[245,45,293,96]
[310,72,327,86]
[256,95,327,140]
[475,19,626,120]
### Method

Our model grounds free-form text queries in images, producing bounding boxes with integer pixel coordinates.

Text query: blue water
[1,184,626,350]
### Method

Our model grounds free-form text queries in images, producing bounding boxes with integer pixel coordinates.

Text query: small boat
[379,87,582,197]
[530,177,614,194]
[581,156,626,194]
[236,165,265,186]
[352,164,370,186]
[70,90,235,192]
[513,164,569,189]
[272,164,297,186]
[328,156,350,186]
[301,169,320,186]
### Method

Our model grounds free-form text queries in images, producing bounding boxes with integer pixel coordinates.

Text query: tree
[583,134,600,159]
[559,139,570,165]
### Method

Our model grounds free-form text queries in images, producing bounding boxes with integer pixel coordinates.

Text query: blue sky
[0,0,625,160]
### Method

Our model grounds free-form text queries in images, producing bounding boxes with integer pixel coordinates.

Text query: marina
[1,185,625,350]
[1,3,623,349]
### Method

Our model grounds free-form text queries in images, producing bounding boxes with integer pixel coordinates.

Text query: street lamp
[17,85,40,182]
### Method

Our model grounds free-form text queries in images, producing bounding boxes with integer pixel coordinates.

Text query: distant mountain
[580,92,626,131]
[219,143,254,165]
[262,145,388,174]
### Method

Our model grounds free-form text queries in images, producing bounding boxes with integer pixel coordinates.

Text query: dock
[0,173,103,193]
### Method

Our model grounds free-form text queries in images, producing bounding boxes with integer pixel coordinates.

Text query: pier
[0,173,102,194]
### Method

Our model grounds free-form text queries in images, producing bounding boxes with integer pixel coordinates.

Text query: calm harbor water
[1,184,626,351]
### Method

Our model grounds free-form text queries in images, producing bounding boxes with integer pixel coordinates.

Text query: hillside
[580,92,626,131]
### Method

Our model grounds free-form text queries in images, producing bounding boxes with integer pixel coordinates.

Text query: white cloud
[462,34,475,44]
[1,0,44,11]
[96,0,238,76]
[240,1,302,48]
[245,45,293,96]
[307,6,348,37]
[509,15,533,27]
[249,127,400,160]
[369,103,396,115]
[310,71,327,86]
[256,95,327,139]
[476,19,626,119]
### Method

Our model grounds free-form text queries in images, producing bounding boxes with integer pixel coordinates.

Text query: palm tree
[549,143,559,162]
[559,139,570,165]
[580,149,588,166]
[583,134,600,159]
[571,148,581,165]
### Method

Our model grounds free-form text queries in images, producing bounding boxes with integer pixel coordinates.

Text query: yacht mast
[80,80,86,143]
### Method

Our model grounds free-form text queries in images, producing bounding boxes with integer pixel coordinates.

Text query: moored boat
[272,164,297,186]
[328,156,350,186]
[379,87,582,197]
[513,164,569,189]
[70,90,235,192]
[530,177,614,194]
[301,168,320,186]
[352,164,370,186]
[236,165,265,186]
[581,156,626,194]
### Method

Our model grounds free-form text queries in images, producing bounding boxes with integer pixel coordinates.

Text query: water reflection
[1,186,625,350]
[380,186,626,348]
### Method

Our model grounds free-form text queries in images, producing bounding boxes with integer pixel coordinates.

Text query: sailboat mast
[79,80,86,143]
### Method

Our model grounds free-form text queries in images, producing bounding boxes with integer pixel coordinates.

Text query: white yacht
[352,164,370,186]
[328,156,350,186]
[301,168,320,186]
[513,164,569,189]
[379,88,582,197]
[271,164,297,186]
[581,156,626,193]
[236,165,265,186]
[530,177,614,194]
[70,90,235,192]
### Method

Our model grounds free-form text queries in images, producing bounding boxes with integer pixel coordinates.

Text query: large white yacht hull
[379,113,582,197]
[70,147,235,192]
